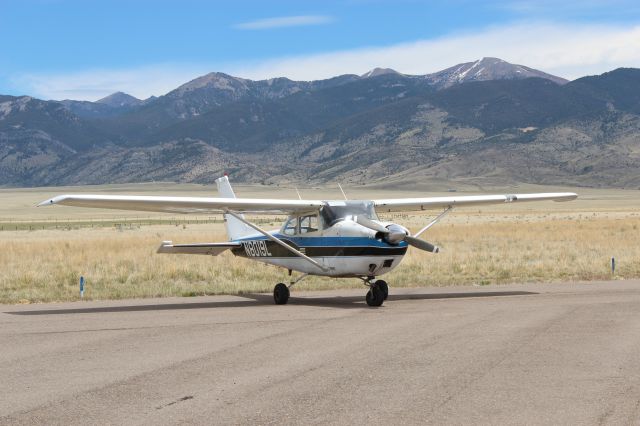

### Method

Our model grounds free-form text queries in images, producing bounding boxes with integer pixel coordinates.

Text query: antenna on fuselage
[337,183,348,200]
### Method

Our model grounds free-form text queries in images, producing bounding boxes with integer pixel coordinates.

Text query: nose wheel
[376,280,389,300]
[364,279,388,307]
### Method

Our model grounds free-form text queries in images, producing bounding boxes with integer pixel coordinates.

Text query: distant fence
[0,212,414,232]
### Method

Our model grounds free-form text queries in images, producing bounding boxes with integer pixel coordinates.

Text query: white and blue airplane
[39,176,577,306]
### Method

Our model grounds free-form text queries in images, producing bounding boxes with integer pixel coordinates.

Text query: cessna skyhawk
[39,176,577,307]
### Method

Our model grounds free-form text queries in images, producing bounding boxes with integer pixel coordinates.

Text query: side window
[283,217,298,235]
[299,215,318,234]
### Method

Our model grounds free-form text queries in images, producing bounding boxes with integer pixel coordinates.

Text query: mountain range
[1,57,639,189]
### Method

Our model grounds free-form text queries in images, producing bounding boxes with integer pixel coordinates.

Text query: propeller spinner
[355,216,440,253]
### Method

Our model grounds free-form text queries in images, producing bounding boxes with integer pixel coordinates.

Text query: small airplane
[39,176,577,307]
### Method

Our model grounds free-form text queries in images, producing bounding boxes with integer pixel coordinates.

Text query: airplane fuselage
[231,219,408,277]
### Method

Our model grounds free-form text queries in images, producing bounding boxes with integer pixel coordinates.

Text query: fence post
[611,257,616,275]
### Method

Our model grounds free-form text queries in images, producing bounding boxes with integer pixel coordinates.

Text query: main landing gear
[273,273,308,305]
[273,283,290,305]
[363,278,388,307]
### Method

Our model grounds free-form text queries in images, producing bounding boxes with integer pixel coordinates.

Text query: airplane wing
[39,192,577,215]
[373,192,577,212]
[157,241,241,255]
[38,195,324,215]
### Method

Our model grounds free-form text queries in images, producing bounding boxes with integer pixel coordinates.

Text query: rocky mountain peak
[361,68,402,78]
[96,92,142,107]
[424,57,568,89]
[173,72,251,96]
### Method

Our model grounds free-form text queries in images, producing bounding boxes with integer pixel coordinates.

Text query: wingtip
[555,192,578,202]
[36,198,55,207]
[37,195,68,207]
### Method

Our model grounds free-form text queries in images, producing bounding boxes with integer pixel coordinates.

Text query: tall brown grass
[2,211,639,304]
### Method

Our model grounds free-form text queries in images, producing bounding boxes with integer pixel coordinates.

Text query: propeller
[405,236,439,253]
[355,216,440,253]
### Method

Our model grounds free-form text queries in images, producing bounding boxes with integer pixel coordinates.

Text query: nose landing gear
[363,277,388,307]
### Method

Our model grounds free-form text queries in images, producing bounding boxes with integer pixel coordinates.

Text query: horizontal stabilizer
[157,241,241,256]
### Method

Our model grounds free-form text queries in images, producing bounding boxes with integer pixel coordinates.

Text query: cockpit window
[282,214,320,235]
[299,215,318,234]
[283,216,298,235]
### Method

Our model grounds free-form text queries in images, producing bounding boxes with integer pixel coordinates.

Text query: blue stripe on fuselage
[233,234,408,248]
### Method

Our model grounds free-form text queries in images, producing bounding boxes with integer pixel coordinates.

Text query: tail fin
[215,176,254,241]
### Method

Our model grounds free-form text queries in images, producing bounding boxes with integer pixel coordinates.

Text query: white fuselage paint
[258,255,406,277]
[233,218,407,277]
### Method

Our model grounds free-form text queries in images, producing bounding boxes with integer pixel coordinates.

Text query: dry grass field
[1,183,639,304]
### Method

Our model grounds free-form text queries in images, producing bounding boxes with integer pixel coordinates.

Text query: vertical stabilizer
[215,176,253,240]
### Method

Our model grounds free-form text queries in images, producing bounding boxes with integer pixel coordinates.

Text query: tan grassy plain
[1,184,639,304]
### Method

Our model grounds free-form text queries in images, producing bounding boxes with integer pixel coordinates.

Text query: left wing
[374,192,577,212]
[38,194,323,215]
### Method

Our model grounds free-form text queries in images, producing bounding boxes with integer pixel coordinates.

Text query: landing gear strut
[363,277,388,307]
[273,273,308,305]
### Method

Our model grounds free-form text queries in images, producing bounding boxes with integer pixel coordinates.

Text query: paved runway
[2,280,640,425]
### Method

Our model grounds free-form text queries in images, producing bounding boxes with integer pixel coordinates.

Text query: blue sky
[2,0,640,100]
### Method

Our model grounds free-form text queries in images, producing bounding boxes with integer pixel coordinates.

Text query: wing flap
[157,241,241,256]
[38,195,323,215]
[374,192,577,212]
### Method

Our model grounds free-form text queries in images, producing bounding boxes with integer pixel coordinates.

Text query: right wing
[373,192,577,212]
[38,194,323,215]
[157,241,241,255]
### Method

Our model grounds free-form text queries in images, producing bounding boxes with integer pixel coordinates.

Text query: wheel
[273,283,290,305]
[366,284,384,307]
[376,280,389,300]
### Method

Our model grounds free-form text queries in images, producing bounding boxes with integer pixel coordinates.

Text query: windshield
[320,201,378,226]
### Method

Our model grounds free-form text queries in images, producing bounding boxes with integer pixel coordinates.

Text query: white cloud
[496,0,640,14]
[12,64,212,101]
[13,21,640,101]
[233,15,334,30]
[233,21,640,81]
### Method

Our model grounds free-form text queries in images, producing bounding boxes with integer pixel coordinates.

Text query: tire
[376,280,389,300]
[273,283,290,305]
[366,284,384,307]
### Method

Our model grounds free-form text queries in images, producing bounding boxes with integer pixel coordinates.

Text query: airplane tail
[215,175,253,241]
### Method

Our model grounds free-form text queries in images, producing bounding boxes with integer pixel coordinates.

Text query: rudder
[215,175,253,240]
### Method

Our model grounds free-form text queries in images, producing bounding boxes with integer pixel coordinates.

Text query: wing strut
[225,210,330,272]
[414,206,453,238]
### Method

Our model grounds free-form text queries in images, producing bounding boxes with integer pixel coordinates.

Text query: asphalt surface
[2,280,640,425]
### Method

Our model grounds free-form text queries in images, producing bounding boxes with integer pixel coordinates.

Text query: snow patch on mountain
[424,57,568,89]
[361,68,402,78]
